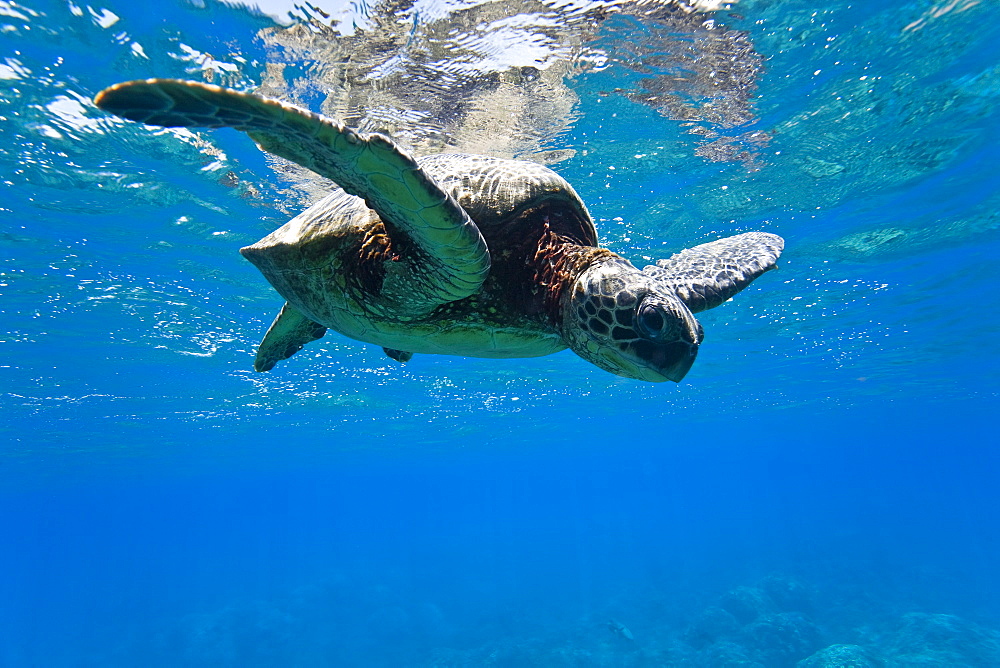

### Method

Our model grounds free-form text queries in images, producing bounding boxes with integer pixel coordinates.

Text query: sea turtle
[94,79,783,382]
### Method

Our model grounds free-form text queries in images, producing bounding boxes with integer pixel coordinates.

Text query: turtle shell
[240,153,603,358]
[418,153,598,247]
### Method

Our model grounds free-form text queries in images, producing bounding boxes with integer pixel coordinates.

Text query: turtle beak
[596,337,699,382]
[630,339,699,382]
[655,340,699,382]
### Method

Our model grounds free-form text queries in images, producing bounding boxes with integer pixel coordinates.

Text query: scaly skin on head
[557,256,704,383]
[550,230,784,382]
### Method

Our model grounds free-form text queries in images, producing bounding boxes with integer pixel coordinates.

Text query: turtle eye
[636,301,666,338]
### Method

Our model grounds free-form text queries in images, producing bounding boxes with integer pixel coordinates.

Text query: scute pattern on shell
[417,153,598,245]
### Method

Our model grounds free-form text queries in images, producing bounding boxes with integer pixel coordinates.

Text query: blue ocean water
[2,0,999,665]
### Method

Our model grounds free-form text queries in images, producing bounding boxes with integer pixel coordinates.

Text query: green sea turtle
[94,79,783,382]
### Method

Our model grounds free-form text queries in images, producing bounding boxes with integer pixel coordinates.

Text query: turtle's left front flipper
[643,232,783,313]
[94,79,491,309]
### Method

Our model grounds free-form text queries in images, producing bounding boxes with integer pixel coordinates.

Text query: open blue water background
[2,0,998,665]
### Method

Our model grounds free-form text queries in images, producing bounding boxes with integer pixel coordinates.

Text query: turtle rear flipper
[254,302,327,372]
[94,79,491,309]
[642,232,783,313]
[382,348,413,362]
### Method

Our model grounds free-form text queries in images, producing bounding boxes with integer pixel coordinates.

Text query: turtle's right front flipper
[642,232,784,313]
[94,79,491,309]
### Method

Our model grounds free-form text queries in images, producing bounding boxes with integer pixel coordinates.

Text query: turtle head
[560,258,703,382]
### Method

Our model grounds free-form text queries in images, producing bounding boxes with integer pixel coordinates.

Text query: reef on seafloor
[93,572,1000,666]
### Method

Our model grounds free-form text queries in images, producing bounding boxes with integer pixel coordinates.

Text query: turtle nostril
[682,321,704,345]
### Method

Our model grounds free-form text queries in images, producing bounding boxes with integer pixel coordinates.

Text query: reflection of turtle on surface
[95,79,783,382]
[256,0,765,166]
